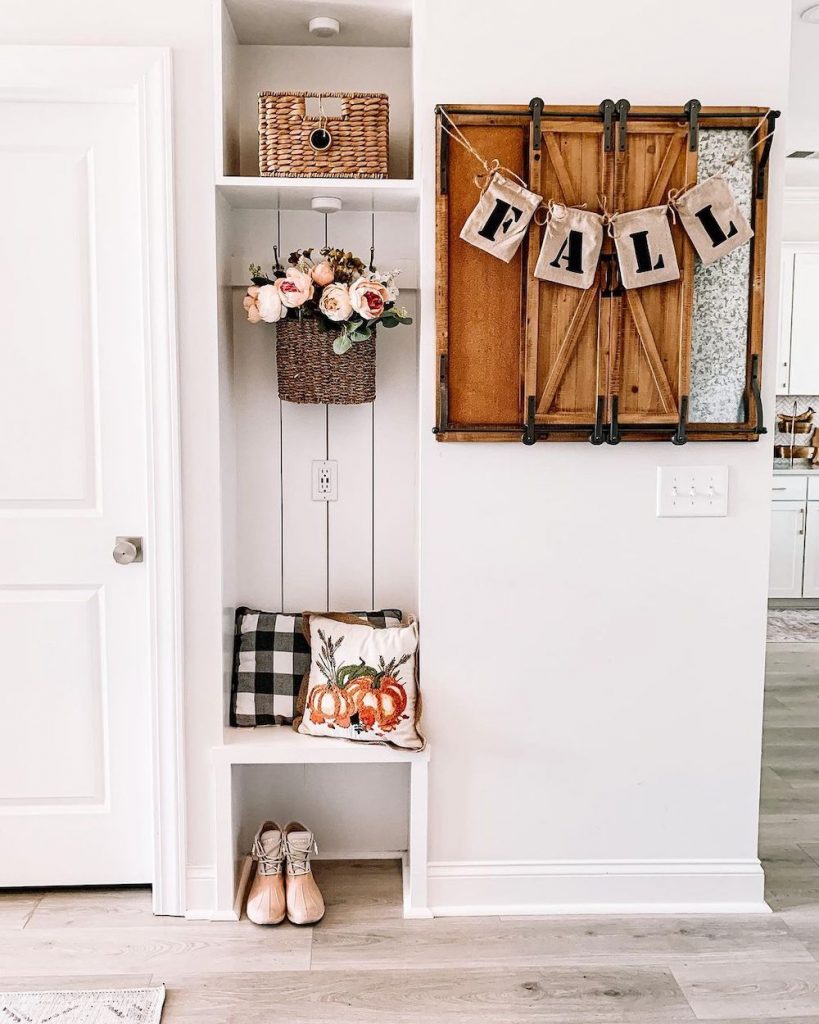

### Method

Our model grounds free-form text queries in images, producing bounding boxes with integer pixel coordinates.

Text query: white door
[803,503,819,598]
[0,83,153,884]
[769,501,806,599]
[788,253,819,395]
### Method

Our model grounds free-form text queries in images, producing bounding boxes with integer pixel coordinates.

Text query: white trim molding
[784,186,819,204]
[0,46,185,917]
[427,858,768,917]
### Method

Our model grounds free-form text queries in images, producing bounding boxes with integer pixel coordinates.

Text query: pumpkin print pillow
[296,614,424,751]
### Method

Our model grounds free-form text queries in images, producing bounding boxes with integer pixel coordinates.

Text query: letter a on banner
[672,175,753,266]
[460,172,543,263]
[610,205,680,289]
[534,204,605,290]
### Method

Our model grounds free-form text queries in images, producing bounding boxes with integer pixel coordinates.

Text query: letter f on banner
[477,198,523,241]
[459,171,542,263]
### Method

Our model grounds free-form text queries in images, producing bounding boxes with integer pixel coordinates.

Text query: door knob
[113,536,143,564]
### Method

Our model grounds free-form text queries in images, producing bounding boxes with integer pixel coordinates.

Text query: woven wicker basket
[276,318,376,405]
[258,91,389,178]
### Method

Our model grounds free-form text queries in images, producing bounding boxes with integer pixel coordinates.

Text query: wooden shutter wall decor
[434,100,778,445]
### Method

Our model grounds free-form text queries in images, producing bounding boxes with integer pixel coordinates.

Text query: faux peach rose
[318,283,352,322]
[243,286,262,324]
[311,261,334,286]
[275,268,314,309]
[349,278,391,321]
[256,283,286,322]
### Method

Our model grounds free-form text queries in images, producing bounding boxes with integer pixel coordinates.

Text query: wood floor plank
[0,923,311,976]
[0,974,154,991]
[673,962,819,1020]
[0,893,41,929]
[24,887,181,930]
[159,966,695,1024]
[312,859,404,923]
[311,915,813,970]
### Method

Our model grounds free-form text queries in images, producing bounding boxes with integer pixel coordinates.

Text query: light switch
[657,466,728,517]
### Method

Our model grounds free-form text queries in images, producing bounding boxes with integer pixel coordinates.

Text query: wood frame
[0,45,186,915]
[435,102,775,444]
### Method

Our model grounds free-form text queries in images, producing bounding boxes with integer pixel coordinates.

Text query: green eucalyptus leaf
[333,334,353,355]
[397,316,413,325]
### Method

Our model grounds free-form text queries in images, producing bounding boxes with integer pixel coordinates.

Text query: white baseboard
[184,865,216,920]
[427,858,769,916]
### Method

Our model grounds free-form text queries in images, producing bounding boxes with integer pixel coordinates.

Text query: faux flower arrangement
[244,246,412,354]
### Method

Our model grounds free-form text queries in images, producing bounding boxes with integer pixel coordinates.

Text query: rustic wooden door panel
[444,121,529,428]
[615,123,696,425]
[436,104,772,442]
[531,123,605,425]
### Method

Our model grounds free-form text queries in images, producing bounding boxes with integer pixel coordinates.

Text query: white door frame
[0,46,185,916]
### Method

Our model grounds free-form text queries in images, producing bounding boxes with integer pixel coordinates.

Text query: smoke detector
[309,17,340,37]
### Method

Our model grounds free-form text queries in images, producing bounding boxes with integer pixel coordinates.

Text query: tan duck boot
[246,821,286,925]
[283,822,325,925]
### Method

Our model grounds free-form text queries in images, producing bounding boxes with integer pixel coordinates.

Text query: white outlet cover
[657,465,729,518]
[311,460,338,501]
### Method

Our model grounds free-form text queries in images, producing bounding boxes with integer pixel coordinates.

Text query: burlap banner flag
[671,175,753,266]
[609,205,680,290]
[460,171,543,263]
[533,203,605,290]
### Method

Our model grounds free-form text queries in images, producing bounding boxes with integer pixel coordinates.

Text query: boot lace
[252,834,284,875]
[286,835,318,876]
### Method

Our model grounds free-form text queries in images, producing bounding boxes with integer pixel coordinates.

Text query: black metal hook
[529,96,544,152]
[590,396,606,445]
[607,396,621,445]
[683,98,701,151]
[671,396,689,446]
[615,98,631,152]
[522,396,537,445]
[750,354,767,434]
[599,99,615,152]
[756,110,780,200]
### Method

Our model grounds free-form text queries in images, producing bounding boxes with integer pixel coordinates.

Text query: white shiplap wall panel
[328,402,374,610]
[232,291,282,611]
[373,293,418,616]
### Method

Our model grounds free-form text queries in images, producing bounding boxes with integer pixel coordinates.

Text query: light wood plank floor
[3,641,819,1022]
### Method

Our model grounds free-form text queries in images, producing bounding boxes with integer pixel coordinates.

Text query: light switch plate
[657,466,728,517]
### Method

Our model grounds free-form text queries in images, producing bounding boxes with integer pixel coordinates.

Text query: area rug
[0,986,165,1023]
[768,609,819,642]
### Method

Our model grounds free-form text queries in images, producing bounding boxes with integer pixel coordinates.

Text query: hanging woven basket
[275,318,376,405]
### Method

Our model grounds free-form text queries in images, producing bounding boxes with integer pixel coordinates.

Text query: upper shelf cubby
[215,0,414,181]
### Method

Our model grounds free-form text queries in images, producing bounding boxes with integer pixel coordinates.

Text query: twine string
[439,108,531,192]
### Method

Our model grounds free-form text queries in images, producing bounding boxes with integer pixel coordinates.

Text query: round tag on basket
[309,127,332,152]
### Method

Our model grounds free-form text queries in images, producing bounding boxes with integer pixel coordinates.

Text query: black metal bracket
[615,98,631,152]
[671,395,689,446]
[599,99,615,152]
[607,396,621,445]
[600,252,624,297]
[750,353,767,434]
[590,396,606,445]
[437,108,449,196]
[522,396,537,445]
[433,353,449,434]
[683,98,701,151]
[756,110,780,200]
[529,96,544,152]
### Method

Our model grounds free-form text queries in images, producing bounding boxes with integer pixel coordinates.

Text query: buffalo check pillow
[231,607,402,727]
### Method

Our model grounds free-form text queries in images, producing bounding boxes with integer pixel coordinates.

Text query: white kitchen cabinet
[769,498,806,598]
[778,247,819,395]
[803,503,819,598]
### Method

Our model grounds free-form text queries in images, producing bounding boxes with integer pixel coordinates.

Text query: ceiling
[225,0,412,46]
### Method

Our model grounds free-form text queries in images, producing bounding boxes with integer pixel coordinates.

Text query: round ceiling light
[311,196,342,214]
[802,4,819,22]
[309,17,341,37]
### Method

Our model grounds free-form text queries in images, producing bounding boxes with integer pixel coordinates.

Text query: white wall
[414,0,790,912]
[0,0,226,891]
[788,1,819,154]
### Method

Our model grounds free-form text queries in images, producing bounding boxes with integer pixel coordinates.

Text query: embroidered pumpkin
[357,681,407,732]
[308,683,357,728]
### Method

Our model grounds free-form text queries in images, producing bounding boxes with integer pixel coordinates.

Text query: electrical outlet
[656,465,729,517]
[312,460,338,501]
